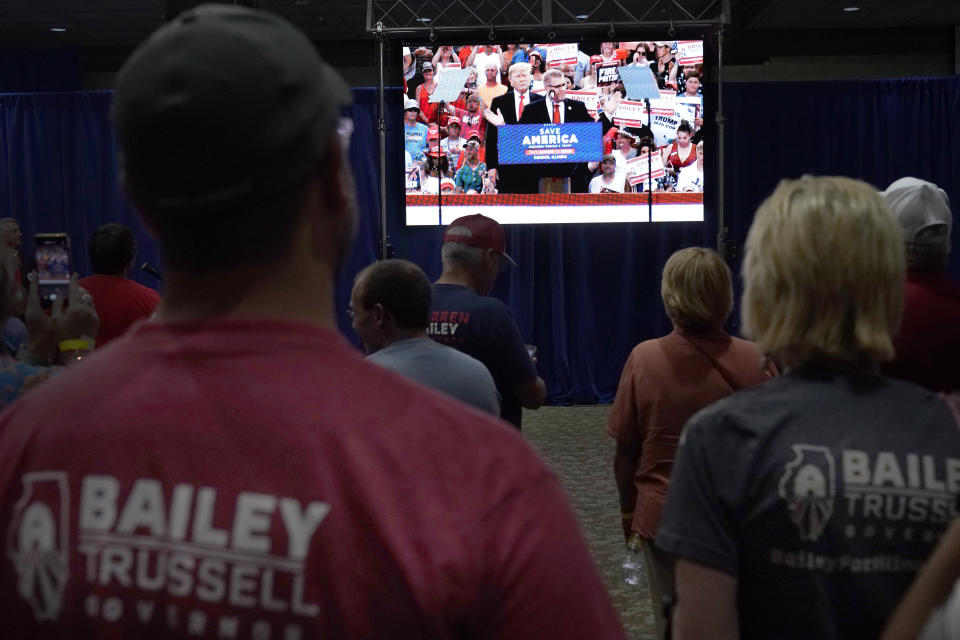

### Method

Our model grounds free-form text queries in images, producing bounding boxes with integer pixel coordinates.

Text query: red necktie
[552,101,561,124]
[518,94,524,118]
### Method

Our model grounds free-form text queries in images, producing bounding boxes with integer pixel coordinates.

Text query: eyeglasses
[547,84,565,89]
[346,308,356,320]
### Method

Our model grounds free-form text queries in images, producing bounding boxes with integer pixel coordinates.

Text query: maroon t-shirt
[77,275,161,347]
[882,270,960,392]
[0,319,624,639]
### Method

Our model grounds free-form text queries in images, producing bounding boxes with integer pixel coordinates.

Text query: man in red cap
[440,116,464,169]
[429,214,545,428]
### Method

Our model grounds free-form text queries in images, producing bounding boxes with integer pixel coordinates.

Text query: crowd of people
[403,41,705,195]
[0,6,959,640]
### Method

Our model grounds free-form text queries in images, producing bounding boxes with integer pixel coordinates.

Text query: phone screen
[35,233,71,307]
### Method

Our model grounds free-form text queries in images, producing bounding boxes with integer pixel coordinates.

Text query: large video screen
[401,40,706,225]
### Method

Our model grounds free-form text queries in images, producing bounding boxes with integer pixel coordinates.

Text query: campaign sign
[498,122,603,165]
[651,112,683,147]
[597,63,620,86]
[677,40,704,65]
[625,151,666,186]
[406,167,421,191]
[611,100,648,128]
[543,43,578,68]
[566,89,600,117]
[675,96,702,124]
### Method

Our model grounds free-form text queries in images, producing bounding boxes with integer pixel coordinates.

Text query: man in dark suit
[519,69,596,193]
[483,62,542,194]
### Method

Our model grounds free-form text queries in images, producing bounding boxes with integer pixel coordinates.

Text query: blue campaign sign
[498,122,603,165]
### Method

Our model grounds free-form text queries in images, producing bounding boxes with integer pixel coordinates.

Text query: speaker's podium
[496,122,603,194]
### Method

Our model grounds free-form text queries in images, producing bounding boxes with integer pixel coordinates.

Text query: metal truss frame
[367,0,728,35]
[368,0,733,258]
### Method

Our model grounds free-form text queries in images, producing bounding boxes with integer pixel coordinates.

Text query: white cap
[882,177,952,256]
[404,97,420,111]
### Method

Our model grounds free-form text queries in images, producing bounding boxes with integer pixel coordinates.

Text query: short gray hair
[543,69,564,87]
[441,240,485,269]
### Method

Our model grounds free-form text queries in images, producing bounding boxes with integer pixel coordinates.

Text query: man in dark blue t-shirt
[428,214,545,428]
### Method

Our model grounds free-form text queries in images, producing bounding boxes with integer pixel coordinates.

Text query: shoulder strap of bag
[678,332,744,392]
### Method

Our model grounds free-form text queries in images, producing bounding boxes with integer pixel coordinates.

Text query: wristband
[58,338,94,353]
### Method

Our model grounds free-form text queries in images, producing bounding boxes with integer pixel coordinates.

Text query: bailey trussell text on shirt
[8,472,330,637]
[776,446,959,554]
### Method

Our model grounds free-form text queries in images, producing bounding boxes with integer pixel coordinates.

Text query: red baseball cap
[442,214,516,266]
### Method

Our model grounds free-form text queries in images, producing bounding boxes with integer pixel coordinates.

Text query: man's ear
[484,248,500,270]
[372,302,387,327]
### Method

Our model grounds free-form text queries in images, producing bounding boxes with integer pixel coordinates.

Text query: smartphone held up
[35,233,71,308]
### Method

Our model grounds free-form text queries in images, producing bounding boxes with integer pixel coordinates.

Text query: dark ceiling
[1,0,957,75]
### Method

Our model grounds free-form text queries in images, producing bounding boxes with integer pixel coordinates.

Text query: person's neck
[156,254,338,330]
[435,268,480,293]
[485,80,498,87]
[387,328,429,345]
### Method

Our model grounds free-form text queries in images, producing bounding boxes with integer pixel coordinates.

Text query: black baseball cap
[111,4,351,214]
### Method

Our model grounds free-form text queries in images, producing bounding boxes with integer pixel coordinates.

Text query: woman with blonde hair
[657,176,960,640]
[607,246,774,638]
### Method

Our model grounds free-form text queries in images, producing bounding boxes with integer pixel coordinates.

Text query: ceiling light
[842,6,859,11]
[415,17,431,23]
[50,27,67,32]
[575,14,589,19]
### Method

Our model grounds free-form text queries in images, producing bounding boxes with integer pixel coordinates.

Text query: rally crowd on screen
[403,42,705,196]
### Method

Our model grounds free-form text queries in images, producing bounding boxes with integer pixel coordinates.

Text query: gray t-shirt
[367,337,501,416]
[657,362,960,639]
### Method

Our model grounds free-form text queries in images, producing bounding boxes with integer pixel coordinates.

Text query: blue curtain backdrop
[2,76,958,404]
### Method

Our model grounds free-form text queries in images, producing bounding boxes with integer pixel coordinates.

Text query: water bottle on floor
[622,533,647,588]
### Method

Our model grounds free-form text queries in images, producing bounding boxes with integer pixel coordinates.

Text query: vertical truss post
[716,0,729,257]
[375,22,389,260]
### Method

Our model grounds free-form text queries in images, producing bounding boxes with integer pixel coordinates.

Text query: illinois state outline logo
[6,471,70,621]
[778,445,836,542]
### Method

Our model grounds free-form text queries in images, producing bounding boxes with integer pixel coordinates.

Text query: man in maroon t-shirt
[78,223,160,347]
[880,177,960,391]
[0,7,625,640]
